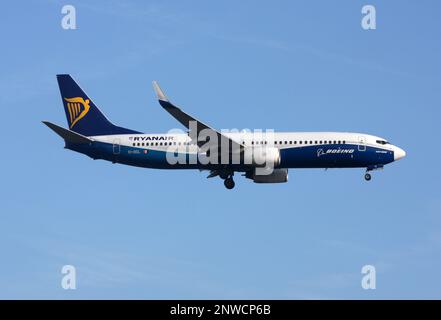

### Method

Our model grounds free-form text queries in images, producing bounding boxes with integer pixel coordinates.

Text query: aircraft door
[113,138,121,155]
[358,136,366,151]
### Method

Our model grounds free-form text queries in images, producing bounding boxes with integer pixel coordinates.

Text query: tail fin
[56,74,140,136]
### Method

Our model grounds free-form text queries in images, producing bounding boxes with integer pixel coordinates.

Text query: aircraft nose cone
[394,147,406,161]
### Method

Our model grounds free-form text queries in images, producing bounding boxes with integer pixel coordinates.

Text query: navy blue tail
[57,74,140,136]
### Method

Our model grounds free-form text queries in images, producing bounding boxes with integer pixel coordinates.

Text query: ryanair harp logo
[64,97,91,128]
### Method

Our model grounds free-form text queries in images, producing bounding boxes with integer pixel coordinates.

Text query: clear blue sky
[1,0,440,299]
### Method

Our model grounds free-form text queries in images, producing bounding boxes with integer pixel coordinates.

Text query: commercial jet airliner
[43,75,406,189]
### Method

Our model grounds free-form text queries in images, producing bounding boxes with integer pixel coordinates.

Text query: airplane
[43,74,406,189]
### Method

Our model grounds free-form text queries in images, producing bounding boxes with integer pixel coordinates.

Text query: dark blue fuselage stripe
[66,141,394,170]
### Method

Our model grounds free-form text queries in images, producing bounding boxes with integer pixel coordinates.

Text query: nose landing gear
[364,165,384,181]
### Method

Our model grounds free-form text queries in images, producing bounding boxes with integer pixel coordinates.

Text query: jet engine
[246,168,288,183]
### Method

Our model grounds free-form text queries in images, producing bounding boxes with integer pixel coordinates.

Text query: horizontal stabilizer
[42,121,92,144]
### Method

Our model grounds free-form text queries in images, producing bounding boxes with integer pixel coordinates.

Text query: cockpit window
[376,140,389,145]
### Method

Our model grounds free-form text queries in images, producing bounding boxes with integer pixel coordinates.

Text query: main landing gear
[364,173,372,181]
[206,169,236,189]
[224,176,235,189]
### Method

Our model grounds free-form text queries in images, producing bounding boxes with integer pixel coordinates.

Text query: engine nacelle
[243,147,281,167]
[250,168,288,183]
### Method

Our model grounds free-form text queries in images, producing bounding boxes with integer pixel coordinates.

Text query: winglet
[152,81,168,102]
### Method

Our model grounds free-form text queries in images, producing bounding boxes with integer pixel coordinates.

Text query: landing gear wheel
[364,173,372,181]
[219,172,229,180]
[224,177,235,189]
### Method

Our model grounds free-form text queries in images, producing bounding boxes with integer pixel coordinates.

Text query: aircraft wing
[152,81,244,151]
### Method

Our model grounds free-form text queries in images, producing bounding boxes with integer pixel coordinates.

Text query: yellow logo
[64,97,91,128]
